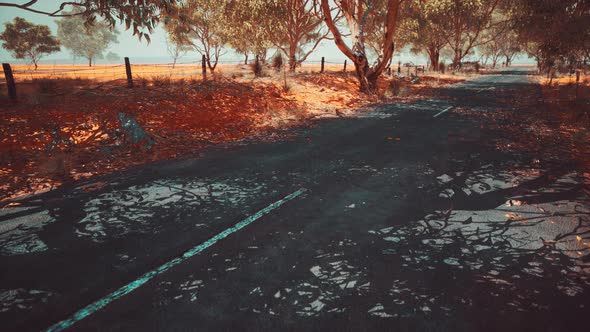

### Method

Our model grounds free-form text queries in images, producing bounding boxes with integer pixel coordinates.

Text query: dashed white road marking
[433,106,454,118]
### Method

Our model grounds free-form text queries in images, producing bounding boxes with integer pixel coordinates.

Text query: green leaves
[0,17,60,68]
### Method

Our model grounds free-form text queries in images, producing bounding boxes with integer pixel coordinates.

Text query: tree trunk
[354,60,377,94]
[88,58,92,67]
[172,58,177,69]
[288,50,297,72]
[207,58,216,72]
[244,53,248,65]
[34,62,38,70]
[452,54,461,69]
[288,42,298,72]
[428,47,440,71]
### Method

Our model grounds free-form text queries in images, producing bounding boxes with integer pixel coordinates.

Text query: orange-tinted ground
[0,63,465,202]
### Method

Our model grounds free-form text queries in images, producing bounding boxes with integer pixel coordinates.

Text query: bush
[136,76,149,88]
[151,75,171,87]
[389,79,402,96]
[251,56,264,77]
[33,78,58,94]
[272,53,283,72]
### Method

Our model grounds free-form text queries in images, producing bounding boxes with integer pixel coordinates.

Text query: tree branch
[0,1,88,17]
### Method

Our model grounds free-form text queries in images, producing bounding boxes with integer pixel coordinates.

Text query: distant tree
[399,1,447,71]
[422,0,502,68]
[0,17,60,70]
[220,0,275,64]
[165,32,190,68]
[0,0,177,42]
[499,31,521,67]
[321,0,403,93]
[165,0,226,72]
[56,13,119,67]
[270,0,333,71]
[479,41,502,68]
[105,51,120,63]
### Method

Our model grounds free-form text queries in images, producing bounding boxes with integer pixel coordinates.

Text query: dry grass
[532,72,590,87]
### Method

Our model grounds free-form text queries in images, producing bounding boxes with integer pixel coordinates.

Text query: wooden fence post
[202,54,207,80]
[343,60,347,72]
[321,57,325,73]
[2,63,16,101]
[124,57,133,88]
[398,61,401,74]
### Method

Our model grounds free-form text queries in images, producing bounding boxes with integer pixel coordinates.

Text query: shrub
[272,53,283,72]
[135,76,148,88]
[251,56,264,77]
[389,79,402,96]
[33,78,58,94]
[439,62,446,74]
[151,75,171,87]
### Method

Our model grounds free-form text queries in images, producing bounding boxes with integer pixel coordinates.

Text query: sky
[0,0,533,66]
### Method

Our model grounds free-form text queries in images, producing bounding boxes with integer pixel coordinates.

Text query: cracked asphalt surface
[1,68,589,332]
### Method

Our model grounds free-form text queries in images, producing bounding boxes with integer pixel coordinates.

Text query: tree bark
[288,44,297,72]
[427,46,440,71]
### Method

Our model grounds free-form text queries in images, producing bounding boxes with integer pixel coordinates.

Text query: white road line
[433,106,454,118]
[45,188,307,332]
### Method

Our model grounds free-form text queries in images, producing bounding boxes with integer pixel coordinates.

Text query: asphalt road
[1,68,589,332]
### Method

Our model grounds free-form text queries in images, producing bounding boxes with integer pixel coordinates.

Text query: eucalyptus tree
[57,12,119,67]
[398,1,447,71]
[320,0,404,93]
[272,0,333,71]
[0,17,60,69]
[422,0,502,68]
[223,0,276,64]
[223,0,332,71]
[479,39,503,68]
[165,30,191,68]
[165,0,226,72]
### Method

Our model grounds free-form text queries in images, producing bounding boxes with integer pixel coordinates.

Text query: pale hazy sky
[0,0,531,65]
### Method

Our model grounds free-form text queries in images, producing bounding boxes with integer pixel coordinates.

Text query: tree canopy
[509,0,590,72]
[0,17,60,69]
[56,12,119,67]
[164,0,226,72]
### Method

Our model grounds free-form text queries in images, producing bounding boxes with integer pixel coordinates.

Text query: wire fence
[0,56,429,102]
